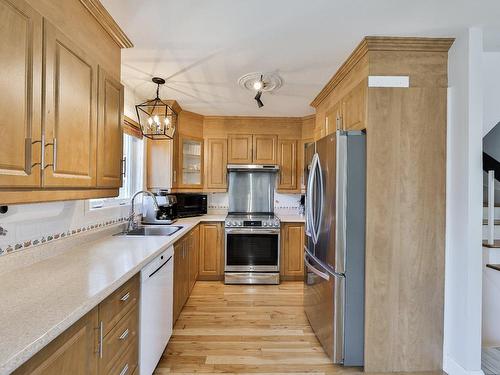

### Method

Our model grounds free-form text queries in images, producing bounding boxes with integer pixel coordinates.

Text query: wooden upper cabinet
[206,138,227,190]
[277,139,297,191]
[97,67,124,188]
[43,20,98,187]
[13,307,98,375]
[228,134,252,164]
[178,135,204,189]
[0,0,42,188]
[325,101,342,135]
[253,135,277,164]
[342,80,367,131]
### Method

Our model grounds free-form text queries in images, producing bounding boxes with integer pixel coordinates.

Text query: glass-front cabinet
[177,136,204,188]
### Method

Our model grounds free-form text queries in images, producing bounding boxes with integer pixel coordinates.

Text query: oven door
[225,228,280,272]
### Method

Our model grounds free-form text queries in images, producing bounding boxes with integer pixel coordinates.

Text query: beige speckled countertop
[0,214,225,375]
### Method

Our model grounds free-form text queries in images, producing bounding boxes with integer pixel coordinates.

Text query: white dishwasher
[140,245,174,375]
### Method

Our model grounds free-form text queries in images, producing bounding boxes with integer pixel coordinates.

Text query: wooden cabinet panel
[228,134,252,164]
[253,135,277,164]
[0,0,42,188]
[325,101,342,135]
[189,226,200,293]
[199,223,223,280]
[280,223,305,280]
[97,67,124,188]
[277,139,297,191]
[146,139,173,190]
[342,81,366,131]
[98,274,139,337]
[13,307,98,375]
[173,239,185,323]
[206,138,227,189]
[99,305,138,374]
[43,19,97,187]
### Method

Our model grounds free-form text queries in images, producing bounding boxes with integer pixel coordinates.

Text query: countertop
[0,214,224,375]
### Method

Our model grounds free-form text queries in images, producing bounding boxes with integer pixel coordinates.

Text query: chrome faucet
[127,190,160,231]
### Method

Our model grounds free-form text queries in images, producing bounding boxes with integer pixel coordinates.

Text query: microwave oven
[172,193,207,217]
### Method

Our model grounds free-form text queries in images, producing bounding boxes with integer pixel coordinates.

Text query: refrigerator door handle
[304,253,330,281]
[306,153,319,244]
[314,155,324,243]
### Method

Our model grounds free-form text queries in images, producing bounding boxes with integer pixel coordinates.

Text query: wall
[483,52,500,135]
[444,27,484,375]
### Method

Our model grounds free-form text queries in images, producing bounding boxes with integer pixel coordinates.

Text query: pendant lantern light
[135,77,177,140]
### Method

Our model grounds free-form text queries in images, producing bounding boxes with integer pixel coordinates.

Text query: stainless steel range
[224,165,280,285]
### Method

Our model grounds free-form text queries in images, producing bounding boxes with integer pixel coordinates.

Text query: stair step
[483,240,500,248]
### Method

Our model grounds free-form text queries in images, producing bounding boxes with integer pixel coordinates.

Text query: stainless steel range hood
[227,164,279,172]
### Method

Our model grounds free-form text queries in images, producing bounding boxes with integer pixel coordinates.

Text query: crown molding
[79,0,133,48]
[310,36,455,108]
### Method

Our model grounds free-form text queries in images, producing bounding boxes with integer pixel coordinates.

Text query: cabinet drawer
[108,338,138,375]
[99,274,139,336]
[100,305,138,374]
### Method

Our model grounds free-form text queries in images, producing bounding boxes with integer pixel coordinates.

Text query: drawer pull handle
[99,321,103,358]
[119,328,129,340]
[119,363,129,375]
[120,292,130,302]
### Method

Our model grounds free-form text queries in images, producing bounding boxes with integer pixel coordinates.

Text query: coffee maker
[142,192,178,224]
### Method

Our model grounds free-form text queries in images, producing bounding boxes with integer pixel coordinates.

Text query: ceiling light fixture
[238,72,283,109]
[135,77,177,140]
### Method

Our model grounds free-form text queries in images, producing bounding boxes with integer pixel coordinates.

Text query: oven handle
[225,228,280,235]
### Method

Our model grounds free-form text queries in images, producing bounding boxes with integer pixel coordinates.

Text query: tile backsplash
[0,200,129,257]
[208,192,303,210]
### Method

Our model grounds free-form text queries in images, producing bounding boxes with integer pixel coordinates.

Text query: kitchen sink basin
[116,225,183,236]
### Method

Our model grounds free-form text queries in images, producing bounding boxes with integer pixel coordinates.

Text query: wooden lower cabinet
[173,227,200,324]
[14,274,140,375]
[13,307,99,375]
[198,223,224,280]
[280,223,305,280]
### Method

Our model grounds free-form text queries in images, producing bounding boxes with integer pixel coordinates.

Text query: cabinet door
[228,134,252,164]
[173,240,184,323]
[325,101,342,135]
[0,0,42,188]
[97,67,124,188]
[278,139,297,191]
[253,135,278,164]
[146,139,173,190]
[178,136,204,188]
[206,138,227,189]
[281,223,305,280]
[188,226,200,292]
[342,81,367,131]
[13,308,98,375]
[199,223,223,279]
[43,20,98,187]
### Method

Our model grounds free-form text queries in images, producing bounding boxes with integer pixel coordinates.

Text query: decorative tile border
[0,217,128,257]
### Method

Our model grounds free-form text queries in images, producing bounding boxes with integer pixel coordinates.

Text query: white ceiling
[101,0,500,117]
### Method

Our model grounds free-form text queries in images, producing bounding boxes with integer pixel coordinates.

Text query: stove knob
[264,222,268,227]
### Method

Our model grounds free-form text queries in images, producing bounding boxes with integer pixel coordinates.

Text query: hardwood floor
[155,281,445,375]
[154,281,352,374]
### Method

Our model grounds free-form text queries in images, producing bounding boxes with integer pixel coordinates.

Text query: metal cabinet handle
[25,137,43,174]
[119,363,129,375]
[121,157,127,177]
[119,328,129,340]
[44,138,57,170]
[98,321,103,358]
[120,292,130,302]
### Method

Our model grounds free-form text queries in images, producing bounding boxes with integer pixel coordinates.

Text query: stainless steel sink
[116,225,183,236]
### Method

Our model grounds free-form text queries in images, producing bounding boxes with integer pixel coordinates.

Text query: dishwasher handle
[148,256,172,278]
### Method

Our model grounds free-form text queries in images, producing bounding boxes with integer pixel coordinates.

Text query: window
[88,134,144,209]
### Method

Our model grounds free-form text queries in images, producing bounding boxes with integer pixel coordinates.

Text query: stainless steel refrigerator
[304,130,365,366]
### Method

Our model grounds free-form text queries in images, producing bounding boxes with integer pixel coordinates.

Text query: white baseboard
[444,355,484,375]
